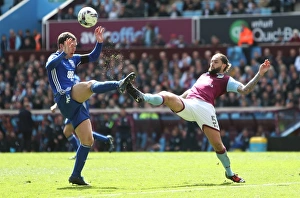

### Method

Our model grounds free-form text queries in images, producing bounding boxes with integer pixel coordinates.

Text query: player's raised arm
[94,26,105,43]
[237,59,270,95]
[80,26,105,64]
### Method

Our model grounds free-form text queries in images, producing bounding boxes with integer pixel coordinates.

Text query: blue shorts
[64,100,89,125]
[57,92,90,129]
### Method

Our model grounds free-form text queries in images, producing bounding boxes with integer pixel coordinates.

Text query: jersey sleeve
[226,76,243,93]
[45,52,66,70]
[88,42,103,62]
[78,43,103,65]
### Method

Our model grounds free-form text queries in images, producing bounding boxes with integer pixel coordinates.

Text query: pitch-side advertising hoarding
[46,18,193,50]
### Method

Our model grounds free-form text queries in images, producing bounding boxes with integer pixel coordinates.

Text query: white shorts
[176,98,220,131]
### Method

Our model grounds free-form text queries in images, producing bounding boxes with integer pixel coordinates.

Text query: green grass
[0,152,299,198]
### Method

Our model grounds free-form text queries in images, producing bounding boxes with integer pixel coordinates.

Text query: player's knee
[213,143,225,153]
[88,138,94,147]
[160,91,173,102]
[88,80,97,85]
[63,130,71,138]
[63,128,73,137]
[87,80,97,89]
[82,137,94,147]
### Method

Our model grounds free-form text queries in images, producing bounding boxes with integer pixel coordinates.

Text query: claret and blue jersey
[187,72,243,106]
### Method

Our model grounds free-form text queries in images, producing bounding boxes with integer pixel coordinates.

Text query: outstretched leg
[203,126,245,183]
[72,72,136,103]
[126,84,184,112]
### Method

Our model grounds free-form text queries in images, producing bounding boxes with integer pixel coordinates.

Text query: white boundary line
[66,182,300,197]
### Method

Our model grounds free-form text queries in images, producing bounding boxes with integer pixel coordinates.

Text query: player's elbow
[239,88,251,95]
[88,54,99,62]
[237,85,251,95]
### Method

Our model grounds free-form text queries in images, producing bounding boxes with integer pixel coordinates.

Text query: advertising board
[199,14,299,45]
[46,18,193,50]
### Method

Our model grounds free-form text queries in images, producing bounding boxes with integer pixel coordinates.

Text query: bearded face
[208,54,224,74]
[208,66,222,75]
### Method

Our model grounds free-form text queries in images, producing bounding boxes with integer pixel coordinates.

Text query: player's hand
[94,26,105,43]
[258,59,270,76]
[50,103,57,113]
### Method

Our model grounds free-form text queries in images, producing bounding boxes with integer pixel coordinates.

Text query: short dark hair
[57,32,76,48]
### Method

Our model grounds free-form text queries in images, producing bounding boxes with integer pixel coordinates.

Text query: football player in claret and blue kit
[126,53,271,183]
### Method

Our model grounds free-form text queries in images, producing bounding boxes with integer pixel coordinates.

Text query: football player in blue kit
[46,26,135,185]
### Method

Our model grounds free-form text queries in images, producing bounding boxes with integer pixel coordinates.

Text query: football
[77,7,98,28]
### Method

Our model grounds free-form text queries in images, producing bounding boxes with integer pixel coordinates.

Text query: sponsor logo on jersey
[66,94,71,104]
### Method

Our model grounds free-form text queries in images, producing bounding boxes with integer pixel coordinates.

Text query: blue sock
[216,149,234,176]
[67,134,79,151]
[92,131,109,142]
[90,81,119,94]
[71,145,90,177]
[144,94,163,106]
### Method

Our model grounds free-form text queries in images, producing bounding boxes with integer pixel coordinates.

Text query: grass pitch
[0,152,299,198]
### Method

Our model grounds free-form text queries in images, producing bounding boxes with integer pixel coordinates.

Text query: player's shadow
[57,186,119,191]
[141,182,235,190]
[57,186,92,191]
[169,182,238,188]
[57,182,239,191]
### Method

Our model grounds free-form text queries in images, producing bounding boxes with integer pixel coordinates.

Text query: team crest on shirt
[69,60,76,68]
[67,70,74,80]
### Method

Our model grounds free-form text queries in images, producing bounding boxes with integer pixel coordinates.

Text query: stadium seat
[194,10,202,16]
[227,46,247,67]
[74,4,83,16]
[254,112,274,119]
[1,4,11,14]
[218,113,229,120]
[260,8,272,15]
[250,46,262,60]
[231,113,240,119]
[182,10,202,17]
[92,0,98,4]
[1,0,14,14]
[4,0,14,6]
[3,0,13,8]
[182,10,195,17]
[175,1,184,12]
[202,0,215,10]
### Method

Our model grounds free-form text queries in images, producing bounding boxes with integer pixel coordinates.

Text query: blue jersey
[46,42,103,128]
[46,43,103,103]
[46,52,80,102]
